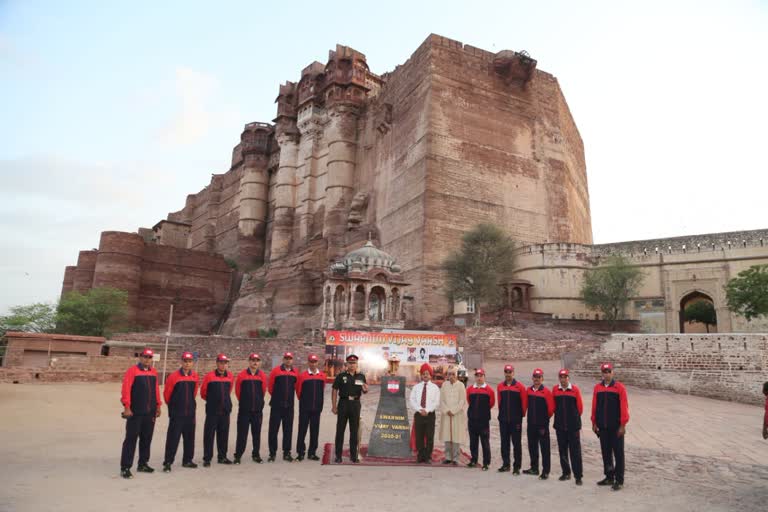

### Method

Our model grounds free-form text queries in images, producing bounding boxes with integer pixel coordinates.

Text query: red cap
[248,353,261,361]
[283,352,294,359]
[419,363,434,377]
[474,368,485,376]
[216,353,229,362]
[601,362,613,371]
[140,348,154,357]
[504,364,514,372]
[532,368,544,377]
[346,354,359,362]
[181,352,194,361]
[308,354,319,362]
[558,369,569,377]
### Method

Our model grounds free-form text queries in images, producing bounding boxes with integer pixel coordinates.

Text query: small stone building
[2,332,105,368]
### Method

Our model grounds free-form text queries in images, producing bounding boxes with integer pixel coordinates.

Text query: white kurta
[438,379,468,444]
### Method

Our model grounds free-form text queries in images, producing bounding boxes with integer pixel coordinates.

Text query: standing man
[409,363,441,463]
[523,368,554,480]
[496,364,527,474]
[592,362,629,491]
[439,366,467,465]
[162,351,199,472]
[552,369,584,485]
[201,353,234,467]
[267,352,298,462]
[120,348,162,479]
[296,354,326,461]
[466,368,495,471]
[332,354,368,463]
[234,353,267,464]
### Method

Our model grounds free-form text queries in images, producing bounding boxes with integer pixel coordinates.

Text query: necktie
[420,383,427,408]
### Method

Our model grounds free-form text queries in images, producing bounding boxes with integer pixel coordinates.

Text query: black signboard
[367,376,412,458]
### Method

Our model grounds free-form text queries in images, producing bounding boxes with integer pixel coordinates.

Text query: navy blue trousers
[599,428,625,483]
[297,409,321,457]
[555,429,583,478]
[163,415,195,465]
[203,414,230,462]
[527,423,551,474]
[268,406,294,456]
[120,415,155,469]
[468,420,491,465]
[499,420,523,469]
[235,411,263,458]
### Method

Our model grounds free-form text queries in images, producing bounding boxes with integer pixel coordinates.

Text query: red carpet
[321,443,473,467]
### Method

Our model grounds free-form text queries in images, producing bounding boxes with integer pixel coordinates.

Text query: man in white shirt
[410,363,441,463]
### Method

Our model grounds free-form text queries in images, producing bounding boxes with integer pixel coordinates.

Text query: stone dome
[338,240,399,273]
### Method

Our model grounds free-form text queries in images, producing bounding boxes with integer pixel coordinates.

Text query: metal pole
[161,303,174,385]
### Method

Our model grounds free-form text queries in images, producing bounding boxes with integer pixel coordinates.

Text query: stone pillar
[347,284,355,321]
[238,142,270,266]
[271,133,299,261]
[321,285,327,327]
[93,231,144,328]
[296,116,322,244]
[72,250,97,292]
[324,104,360,261]
[364,286,371,321]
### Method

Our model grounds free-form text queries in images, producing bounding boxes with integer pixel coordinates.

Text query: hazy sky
[1,0,767,314]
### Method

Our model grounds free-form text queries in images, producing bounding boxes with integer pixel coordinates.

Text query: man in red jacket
[234,353,267,464]
[162,351,199,472]
[552,369,584,485]
[496,364,527,474]
[296,354,326,461]
[523,368,554,479]
[268,352,298,462]
[201,353,235,467]
[591,362,630,491]
[466,368,495,471]
[120,348,162,479]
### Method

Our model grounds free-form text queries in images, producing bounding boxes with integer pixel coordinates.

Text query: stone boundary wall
[572,333,768,405]
[461,326,605,361]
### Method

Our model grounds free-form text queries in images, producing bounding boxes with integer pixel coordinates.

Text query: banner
[324,330,458,384]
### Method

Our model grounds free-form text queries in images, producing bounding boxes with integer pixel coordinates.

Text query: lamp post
[161,303,175,386]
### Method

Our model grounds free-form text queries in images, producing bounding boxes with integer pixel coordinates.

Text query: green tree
[580,255,644,330]
[0,303,57,336]
[725,264,768,321]
[56,287,129,337]
[684,300,717,332]
[442,223,516,325]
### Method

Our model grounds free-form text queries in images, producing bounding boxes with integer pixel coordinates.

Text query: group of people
[119,349,630,491]
[409,361,629,491]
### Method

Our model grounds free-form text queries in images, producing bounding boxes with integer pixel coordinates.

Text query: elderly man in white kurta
[439,366,467,465]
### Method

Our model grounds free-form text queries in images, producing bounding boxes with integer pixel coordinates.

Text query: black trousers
[203,413,230,462]
[120,414,155,469]
[268,406,294,456]
[335,399,361,460]
[555,429,583,478]
[163,415,195,465]
[468,420,491,465]
[413,412,436,461]
[297,409,321,457]
[235,411,263,458]
[499,421,523,469]
[599,428,625,484]
[527,424,551,474]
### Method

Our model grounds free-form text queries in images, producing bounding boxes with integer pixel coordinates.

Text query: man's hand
[362,383,369,394]
[617,425,626,437]
[592,423,598,434]
[332,405,338,415]
[156,408,161,418]
[762,426,767,440]
[419,409,428,416]
[122,406,133,418]
[447,411,454,417]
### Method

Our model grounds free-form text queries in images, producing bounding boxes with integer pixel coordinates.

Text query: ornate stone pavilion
[321,240,410,329]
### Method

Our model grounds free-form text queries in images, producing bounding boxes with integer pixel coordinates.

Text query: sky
[1,0,767,314]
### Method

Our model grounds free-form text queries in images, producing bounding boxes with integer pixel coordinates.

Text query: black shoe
[611,482,623,491]
[203,461,211,467]
[482,465,489,471]
[136,464,154,473]
[597,476,615,486]
[182,462,198,468]
[351,458,360,464]
[522,468,539,475]
[162,464,171,473]
[442,459,453,465]
[539,473,549,480]
[451,461,458,466]
[308,454,320,461]
[575,478,583,486]
[498,465,511,472]
[512,468,520,475]
[233,457,241,465]
[120,468,133,479]
[334,456,342,463]
[297,454,304,461]
[558,474,571,481]
[283,453,294,462]
[252,455,263,463]
[218,457,233,465]
[267,455,276,463]
[466,461,477,468]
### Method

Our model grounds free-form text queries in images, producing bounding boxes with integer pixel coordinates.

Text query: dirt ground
[1,359,767,512]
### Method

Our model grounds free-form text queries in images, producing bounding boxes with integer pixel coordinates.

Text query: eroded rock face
[62,34,592,336]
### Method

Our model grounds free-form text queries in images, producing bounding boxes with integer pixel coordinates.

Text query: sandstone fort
[60,34,768,338]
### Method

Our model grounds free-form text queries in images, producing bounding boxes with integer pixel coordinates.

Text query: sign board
[367,376,412,458]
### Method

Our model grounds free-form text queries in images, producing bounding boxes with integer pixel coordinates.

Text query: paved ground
[1,360,766,511]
